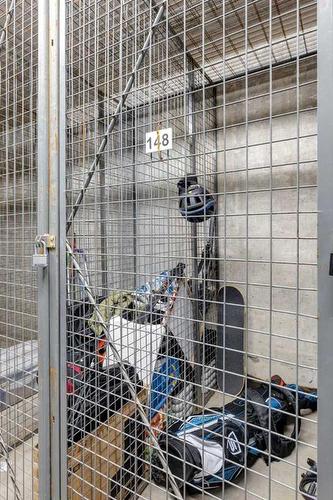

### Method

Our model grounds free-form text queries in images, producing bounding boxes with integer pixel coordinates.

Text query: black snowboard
[216,286,245,395]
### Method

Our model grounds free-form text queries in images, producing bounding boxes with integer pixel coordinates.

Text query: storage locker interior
[0,1,321,499]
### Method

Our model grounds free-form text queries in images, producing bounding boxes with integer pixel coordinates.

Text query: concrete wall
[133,89,217,284]
[216,56,317,386]
[0,52,318,390]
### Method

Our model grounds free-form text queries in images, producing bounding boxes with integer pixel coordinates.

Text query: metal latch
[32,234,56,268]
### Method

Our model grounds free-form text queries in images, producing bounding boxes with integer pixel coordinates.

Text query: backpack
[152,376,317,493]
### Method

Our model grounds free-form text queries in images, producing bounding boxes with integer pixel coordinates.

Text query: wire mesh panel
[0,0,321,498]
[0,1,38,499]
[64,0,317,499]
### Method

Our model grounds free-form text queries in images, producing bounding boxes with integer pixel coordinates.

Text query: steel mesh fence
[63,1,318,499]
[0,1,38,499]
[0,0,320,499]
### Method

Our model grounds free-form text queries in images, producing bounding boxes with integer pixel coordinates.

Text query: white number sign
[146,127,173,153]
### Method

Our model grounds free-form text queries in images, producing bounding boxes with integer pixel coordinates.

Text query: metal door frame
[318,1,333,499]
[37,1,66,498]
[33,1,332,498]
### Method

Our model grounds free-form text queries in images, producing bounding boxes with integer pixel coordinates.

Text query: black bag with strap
[152,376,317,493]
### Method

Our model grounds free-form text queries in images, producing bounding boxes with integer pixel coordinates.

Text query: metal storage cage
[1,0,333,499]
[0,1,38,499]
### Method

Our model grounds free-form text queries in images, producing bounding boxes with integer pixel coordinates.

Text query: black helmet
[177,175,215,223]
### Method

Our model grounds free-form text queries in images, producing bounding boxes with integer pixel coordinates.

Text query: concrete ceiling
[0,0,317,150]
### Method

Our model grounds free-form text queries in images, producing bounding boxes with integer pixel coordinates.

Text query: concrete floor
[0,400,316,500]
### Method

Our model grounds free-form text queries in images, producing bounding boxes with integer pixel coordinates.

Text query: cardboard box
[33,389,147,499]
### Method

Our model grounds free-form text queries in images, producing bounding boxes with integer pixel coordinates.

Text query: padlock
[32,238,48,268]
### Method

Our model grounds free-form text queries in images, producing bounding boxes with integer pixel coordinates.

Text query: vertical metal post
[318,2,333,498]
[37,2,50,496]
[188,64,201,406]
[212,86,219,290]
[98,99,108,293]
[38,1,66,498]
[132,118,137,289]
